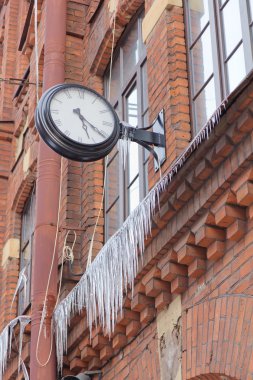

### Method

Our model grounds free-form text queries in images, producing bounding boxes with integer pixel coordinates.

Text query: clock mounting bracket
[119,109,166,168]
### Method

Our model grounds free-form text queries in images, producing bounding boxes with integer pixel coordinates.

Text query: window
[185,0,253,133]
[104,11,149,240]
[18,187,36,314]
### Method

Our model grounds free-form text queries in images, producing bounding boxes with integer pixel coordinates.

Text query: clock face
[49,86,115,145]
[35,84,121,162]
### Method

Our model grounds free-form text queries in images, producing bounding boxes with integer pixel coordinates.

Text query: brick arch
[183,295,253,380]
[11,170,36,213]
[188,375,237,380]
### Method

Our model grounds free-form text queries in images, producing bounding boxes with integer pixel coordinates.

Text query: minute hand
[82,117,109,139]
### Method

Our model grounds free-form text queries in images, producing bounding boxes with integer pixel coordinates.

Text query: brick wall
[102,321,160,380]
[1,0,253,379]
[145,3,191,189]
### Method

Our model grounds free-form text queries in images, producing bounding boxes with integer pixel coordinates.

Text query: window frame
[104,9,149,241]
[18,186,36,315]
[185,0,253,134]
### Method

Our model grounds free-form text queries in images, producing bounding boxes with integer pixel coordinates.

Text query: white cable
[86,2,117,268]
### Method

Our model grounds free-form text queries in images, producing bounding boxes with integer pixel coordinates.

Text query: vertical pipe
[30,0,67,378]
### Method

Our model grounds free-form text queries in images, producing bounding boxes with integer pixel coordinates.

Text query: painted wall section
[157,296,182,380]
[142,0,183,42]
[2,238,20,265]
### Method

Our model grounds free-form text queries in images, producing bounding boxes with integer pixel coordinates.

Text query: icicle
[0,316,31,380]
[53,100,227,373]
[10,268,27,311]
[21,360,30,380]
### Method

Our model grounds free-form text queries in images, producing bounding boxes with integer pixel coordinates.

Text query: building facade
[0,0,253,379]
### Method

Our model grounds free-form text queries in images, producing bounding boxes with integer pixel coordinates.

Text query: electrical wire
[0,77,41,85]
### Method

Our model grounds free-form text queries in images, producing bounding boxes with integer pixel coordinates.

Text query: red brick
[207,241,225,261]
[188,258,206,278]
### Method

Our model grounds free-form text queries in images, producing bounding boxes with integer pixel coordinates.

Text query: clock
[35,83,121,161]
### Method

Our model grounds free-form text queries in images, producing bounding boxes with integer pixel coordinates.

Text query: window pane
[106,199,120,238]
[226,44,246,92]
[106,153,119,209]
[21,242,31,270]
[221,0,242,58]
[191,26,213,95]
[123,19,139,81]
[21,192,35,246]
[128,143,139,184]
[143,112,150,161]
[249,0,253,21]
[189,0,209,43]
[141,60,148,112]
[126,86,138,126]
[126,87,139,183]
[194,77,216,131]
[138,13,146,58]
[107,53,121,105]
[129,177,140,213]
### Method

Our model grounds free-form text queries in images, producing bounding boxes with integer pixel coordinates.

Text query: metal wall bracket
[119,109,166,169]
[153,109,166,171]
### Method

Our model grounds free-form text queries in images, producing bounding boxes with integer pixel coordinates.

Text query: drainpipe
[30,0,66,379]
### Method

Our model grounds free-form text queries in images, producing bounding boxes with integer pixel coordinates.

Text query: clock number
[65,90,72,99]
[54,98,62,104]
[54,119,62,127]
[65,130,70,137]
[102,121,113,127]
[92,96,98,104]
[78,90,84,99]
[51,109,59,114]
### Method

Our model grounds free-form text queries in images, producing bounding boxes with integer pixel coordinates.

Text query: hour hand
[73,108,90,139]
[73,108,83,119]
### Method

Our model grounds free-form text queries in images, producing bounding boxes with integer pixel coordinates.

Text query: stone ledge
[2,238,20,265]
[142,0,182,42]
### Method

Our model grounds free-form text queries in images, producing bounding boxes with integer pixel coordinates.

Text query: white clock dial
[49,86,115,145]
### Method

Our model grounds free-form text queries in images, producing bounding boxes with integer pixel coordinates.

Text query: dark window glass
[104,11,148,240]
[18,187,36,314]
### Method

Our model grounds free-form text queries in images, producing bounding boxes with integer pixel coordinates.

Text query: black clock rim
[35,83,121,162]
[47,83,120,148]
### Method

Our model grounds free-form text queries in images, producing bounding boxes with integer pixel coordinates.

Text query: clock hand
[81,122,90,139]
[85,120,109,139]
[73,108,109,139]
[73,108,90,139]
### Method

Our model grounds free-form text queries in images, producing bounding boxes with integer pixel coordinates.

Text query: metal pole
[30,0,67,378]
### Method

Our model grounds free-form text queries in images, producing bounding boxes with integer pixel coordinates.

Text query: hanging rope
[55,230,76,307]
